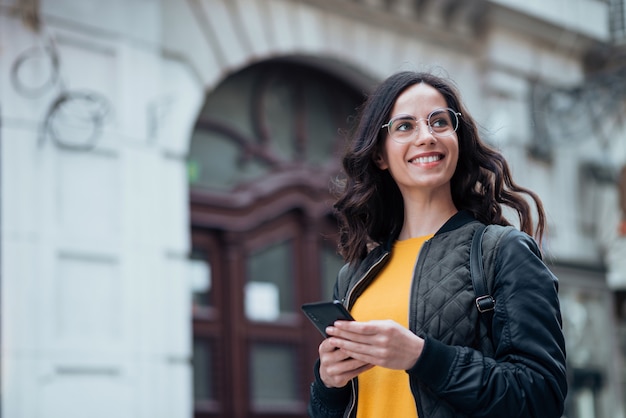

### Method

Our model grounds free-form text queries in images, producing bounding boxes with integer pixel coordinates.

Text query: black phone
[301,300,355,337]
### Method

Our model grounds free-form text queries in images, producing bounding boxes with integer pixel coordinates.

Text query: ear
[373,152,388,170]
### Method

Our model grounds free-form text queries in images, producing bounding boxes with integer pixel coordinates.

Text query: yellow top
[351,234,432,418]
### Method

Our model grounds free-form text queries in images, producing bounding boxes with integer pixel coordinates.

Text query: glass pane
[249,343,299,407]
[192,339,214,401]
[265,79,296,161]
[189,250,212,308]
[304,83,340,166]
[321,245,344,300]
[203,68,257,140]
[188,129,266,190]
[245,240,293,321]
[188,61,365,191]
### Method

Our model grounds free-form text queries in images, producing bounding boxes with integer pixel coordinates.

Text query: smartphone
[301,300,355,337]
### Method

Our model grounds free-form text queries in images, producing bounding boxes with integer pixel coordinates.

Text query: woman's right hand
[318,330,374,388]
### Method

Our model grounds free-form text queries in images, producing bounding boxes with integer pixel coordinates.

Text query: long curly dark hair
[333,71,546,264]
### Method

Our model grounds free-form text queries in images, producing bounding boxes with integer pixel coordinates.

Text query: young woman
[307,71,567,417]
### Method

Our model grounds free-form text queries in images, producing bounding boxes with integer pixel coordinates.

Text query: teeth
[411,155,441,164]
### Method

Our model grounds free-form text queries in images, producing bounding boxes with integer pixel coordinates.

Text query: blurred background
[2,0,626,417]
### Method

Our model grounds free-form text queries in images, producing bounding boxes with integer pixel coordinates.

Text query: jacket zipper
[407,238,431,417]
[343,251,390,309]
[344,383,357,418]
[408,239,430,332]
[342,250,390,418]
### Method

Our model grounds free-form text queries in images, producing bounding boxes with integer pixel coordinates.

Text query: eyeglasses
[381,108,461,143]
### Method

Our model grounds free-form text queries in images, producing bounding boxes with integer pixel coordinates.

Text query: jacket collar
[383,210,478,251]
[435,210,477,235]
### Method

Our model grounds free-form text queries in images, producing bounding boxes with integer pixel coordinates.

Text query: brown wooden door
[191,201,340,418]
[186,58,369,417]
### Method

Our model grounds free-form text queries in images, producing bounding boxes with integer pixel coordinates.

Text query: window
[188,59,369,417]
[188,59,364,191]
[610,0,626,43]
[245,240,294,321]
[321,244,345,300]
[249,343,300,410]
[193,339,214,402]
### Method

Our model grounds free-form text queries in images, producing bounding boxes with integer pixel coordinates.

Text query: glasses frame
[381,107,462,143]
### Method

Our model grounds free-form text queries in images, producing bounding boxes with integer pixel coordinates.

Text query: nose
[413,119,436,144]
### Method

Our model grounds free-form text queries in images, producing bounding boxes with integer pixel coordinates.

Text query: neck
[397,197,458,240]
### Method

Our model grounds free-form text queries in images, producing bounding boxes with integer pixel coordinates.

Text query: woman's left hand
[326,320,424,370]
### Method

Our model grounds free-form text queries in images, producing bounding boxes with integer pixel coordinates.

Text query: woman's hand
[326,319,424,371]
[318,327,374,388]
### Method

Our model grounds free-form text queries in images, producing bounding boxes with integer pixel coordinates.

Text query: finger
[332,320,379,334]
[338,347,381,365]
[321,347,352,365]
[320,359,374,388]
[326,326,374,344]
[328,357,370,373]
[318,338,337,353]
[329,337,378,361]
[333,330,424,370]
[328,320,391,342]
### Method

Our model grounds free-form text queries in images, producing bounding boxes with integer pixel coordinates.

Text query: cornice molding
[488,2,606,54]
[298,0,488,51]
[190,167,339,231]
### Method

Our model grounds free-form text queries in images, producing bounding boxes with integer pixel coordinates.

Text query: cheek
[450,138,460,165]
[450,148,460,168]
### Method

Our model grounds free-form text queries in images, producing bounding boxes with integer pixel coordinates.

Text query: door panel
[191,211,339,417]
[188,58,365,418]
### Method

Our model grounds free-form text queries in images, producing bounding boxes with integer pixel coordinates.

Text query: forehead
[391,83,447,114]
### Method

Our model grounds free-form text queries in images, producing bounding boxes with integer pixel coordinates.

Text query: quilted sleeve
[407,228,567,418]
[307,359,352,418]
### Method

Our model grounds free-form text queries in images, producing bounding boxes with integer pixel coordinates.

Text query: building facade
[2,0,625,417]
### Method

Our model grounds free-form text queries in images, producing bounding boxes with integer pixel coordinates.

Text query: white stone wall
[161,0,620,267]
[490,0,609,39]
[2,0,624,417]
[1,0,203,416]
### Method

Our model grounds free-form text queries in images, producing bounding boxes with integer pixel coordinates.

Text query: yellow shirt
[351,235,432,418]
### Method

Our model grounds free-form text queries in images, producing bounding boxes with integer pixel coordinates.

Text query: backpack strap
[470,225,495,314]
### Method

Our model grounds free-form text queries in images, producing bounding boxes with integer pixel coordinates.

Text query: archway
[188,57,374,418]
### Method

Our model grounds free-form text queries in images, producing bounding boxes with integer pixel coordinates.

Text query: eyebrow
[388,108,448,119]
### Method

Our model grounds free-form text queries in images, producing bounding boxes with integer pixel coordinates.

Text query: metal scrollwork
[10,25,112,152]
[10,38,60,98]
[40,90,110,151]
[531,67,626,160]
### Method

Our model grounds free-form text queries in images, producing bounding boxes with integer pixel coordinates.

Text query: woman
[307,71,567,417]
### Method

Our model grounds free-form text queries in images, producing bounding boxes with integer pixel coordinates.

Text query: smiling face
[376,82,459,204]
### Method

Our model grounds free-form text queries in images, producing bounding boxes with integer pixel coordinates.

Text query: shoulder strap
[470,225,495,314]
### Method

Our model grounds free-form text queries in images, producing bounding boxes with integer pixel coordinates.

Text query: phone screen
[301,300,354,337]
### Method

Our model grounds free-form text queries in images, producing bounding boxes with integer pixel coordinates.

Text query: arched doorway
[188,58,371,418]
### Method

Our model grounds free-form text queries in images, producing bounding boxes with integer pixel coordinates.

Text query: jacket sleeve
[407,229,568,418]
[308,359,352,418]
[307,265,354,417]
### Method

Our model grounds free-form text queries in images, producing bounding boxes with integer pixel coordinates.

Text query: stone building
[2,0,625,417]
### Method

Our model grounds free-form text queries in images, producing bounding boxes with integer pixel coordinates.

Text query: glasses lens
[388,117,418,142]
[428,109,458,136]
[385,108,459,143]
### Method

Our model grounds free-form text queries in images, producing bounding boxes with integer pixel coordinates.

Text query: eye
[392,119,416,133]
[431,116,450,128]
[429,111,453,131]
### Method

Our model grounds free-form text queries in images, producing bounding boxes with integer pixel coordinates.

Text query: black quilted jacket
[308,211,567,418]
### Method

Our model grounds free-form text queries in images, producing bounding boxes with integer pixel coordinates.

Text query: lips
[409,153,443,164]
